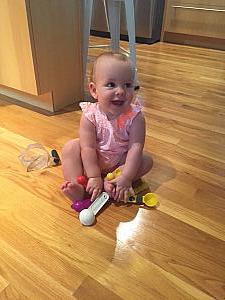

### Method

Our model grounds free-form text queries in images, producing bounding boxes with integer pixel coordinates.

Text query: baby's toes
[61,181,70,190]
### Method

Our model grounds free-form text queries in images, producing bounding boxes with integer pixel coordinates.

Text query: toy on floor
[105,167,122,180]
[127,192,159,207]
[77,175,88,187]
[106,168,159,207]
[72,172,159,224]
[71,198,92,212]
[51,149,61,165]
[70,176,91,212]
[79,192,109,226]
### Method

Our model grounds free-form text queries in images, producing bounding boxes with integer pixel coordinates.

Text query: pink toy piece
[71,198,92,212]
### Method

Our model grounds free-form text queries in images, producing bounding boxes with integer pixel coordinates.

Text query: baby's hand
[109,175,134,202]
[86,177,103,201]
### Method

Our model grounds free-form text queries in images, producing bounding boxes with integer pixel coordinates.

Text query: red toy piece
[77,175,88,187]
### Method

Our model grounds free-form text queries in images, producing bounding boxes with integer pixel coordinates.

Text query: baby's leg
[61,139,85,201]
[109,152,153,183]
[103,153,152,201]
[103,153,153,197]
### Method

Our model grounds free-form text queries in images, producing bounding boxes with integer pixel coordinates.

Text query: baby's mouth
[111,100,124,106]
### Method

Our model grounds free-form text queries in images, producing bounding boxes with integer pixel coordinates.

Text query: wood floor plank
[155,177,225,224]
[0,239,75,299]
[93,207,225,299]
[158,195,225,241]
[73,276,123,300]
[148,108,225,135]
[2,173,222,299]
[0,285,29,300]
[146,137,225,189]
[0,37,225,299]
[0,275,9,294]
[147,116,225,149]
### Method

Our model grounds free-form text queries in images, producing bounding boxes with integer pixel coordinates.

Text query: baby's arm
[79,114,103,200]
[123,112,145,179]
[114,112,146,201]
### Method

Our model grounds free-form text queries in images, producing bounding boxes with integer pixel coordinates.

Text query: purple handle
[71,198,92,212]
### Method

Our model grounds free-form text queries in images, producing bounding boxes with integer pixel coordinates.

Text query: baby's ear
[89,82,98,99]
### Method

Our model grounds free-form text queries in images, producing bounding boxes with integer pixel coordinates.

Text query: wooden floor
[0,36,225,299]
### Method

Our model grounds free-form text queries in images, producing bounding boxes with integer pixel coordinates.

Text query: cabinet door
[27,0,83,111]
[0,0,37,94]
[164,0,225,38]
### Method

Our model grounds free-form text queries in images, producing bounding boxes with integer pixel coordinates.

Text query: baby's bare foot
[61,181,85,201]
[104,180,115,197]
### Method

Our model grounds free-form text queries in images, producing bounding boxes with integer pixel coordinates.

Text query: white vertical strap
[107,0,121,52]
[125,0,136,67]
[83,0,93,80]
[124,0,137,83]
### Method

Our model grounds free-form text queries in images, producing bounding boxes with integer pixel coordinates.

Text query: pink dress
[79,102,142,173]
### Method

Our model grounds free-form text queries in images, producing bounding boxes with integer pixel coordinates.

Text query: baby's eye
[125,82,133,88]
[106,82,115,88]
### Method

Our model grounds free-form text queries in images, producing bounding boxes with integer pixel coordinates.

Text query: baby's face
[89,57,135,117]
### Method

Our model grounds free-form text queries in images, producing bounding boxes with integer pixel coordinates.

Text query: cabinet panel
[0,0,83,112]
[172,0,225,9]
[167,4,225,38]
[0,0,37,94]
[162,0,225,50]
[27,0,83,111]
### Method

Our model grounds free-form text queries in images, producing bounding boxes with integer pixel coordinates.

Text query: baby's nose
[116,86,125,95]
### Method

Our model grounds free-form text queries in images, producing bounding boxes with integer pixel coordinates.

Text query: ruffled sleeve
[132,103,142,114]
[116,103,142,129]
[79,102,97,124]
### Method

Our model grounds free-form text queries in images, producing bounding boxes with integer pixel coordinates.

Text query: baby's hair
[90,51,135,82]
